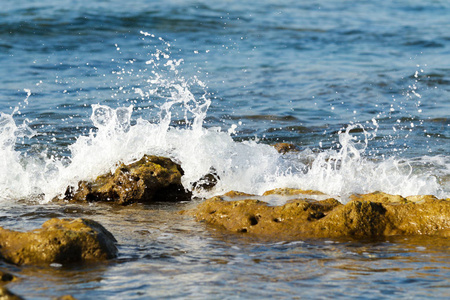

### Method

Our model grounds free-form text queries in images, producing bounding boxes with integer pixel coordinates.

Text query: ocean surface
[1,0,449,299]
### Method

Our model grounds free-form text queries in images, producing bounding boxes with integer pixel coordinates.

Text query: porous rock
[0,218,117,266]
[64,155,191,205]
[186,189,450,239]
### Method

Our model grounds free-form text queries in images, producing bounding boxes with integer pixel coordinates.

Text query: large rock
[185,189,450,239]
[0,218,117,265]
[64,155,191,205]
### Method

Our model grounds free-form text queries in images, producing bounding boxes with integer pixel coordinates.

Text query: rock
[53,295,77,300]
[263,188,325,196]
[349,191,407,203]
[0,287,23,300]
[0,218,117,266]
[185,190,450,239]
[273,143,299,154]
[0,270,15,283]
[191,169,220,192]
[223,191,256,198]
[64,155,191,205]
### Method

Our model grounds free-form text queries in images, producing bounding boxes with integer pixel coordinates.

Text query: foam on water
[0,34,448,204]
[1,103,446,204]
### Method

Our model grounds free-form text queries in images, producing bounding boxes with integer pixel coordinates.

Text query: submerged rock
[185,189,450,239]
[64,155,191,205]
[0,218,117,266]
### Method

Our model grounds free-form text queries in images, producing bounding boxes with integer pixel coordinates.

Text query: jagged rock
[0,218,117,266]
[64,155,191,205]
[185,190,450,239]
[0,287,23,300]
[273,143,299,154]
[192,169,220,192]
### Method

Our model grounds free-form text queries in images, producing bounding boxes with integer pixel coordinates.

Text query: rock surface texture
[272,142,299,154]
[0,218,117,265]
[186,189,450,239]
[64,155,191,205]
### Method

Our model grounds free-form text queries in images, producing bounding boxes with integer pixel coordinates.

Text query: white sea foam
[0,34,448,204]
[0,100,447,204]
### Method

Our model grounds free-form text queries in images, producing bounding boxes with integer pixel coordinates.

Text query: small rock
[53,295,77,300]
[263,188,325,196]
[63,155,191,205]
[273,143,299,154]
[0,270,15,283]
[223,191,256,198]
[192,169,220,191]
[0,218,117,266]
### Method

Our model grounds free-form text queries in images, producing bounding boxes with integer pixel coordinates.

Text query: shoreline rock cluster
[1,155,449,298]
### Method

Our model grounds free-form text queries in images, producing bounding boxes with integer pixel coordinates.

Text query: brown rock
[185,190,450,239]
[273,143,299,154]
[0,218,117,266]
[54,295,77,300]
[263,188,325,196]
[349,191,407,204]
[223,191,256,198]
[64,155,191,205]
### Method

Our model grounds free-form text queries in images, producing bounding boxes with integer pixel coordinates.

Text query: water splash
[0,36,447,204]
[0,108,37,200]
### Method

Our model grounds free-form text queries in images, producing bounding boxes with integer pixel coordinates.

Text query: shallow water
[1,0,449,298]
[1,201,449,299]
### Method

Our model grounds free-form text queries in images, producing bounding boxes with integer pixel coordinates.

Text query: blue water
[2,0,449,154]
[1,0,449,298]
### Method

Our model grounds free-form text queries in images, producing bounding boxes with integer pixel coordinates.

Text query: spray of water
[0,34,447,204]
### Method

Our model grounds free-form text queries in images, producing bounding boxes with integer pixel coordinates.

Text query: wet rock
[185,190,450,239]
[192,169,220,192]
[0,218,117,266]
[53,295,77,300]
[272,143,299,154]
[64,155,191,205]
[263,188,325,196]
[223,191,256,198]
[0,286,23,300]
[0,270,15,283]
[349,191,407,204]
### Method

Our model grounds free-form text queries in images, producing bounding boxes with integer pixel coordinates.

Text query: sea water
[0,0,449,299]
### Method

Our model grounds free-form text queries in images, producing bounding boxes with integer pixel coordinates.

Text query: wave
[0,32,448,204]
